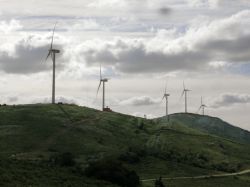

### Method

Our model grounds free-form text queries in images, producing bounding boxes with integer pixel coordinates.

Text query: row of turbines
[162,82,207,121]
[45,24,207,118]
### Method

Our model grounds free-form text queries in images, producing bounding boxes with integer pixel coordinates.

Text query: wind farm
[0,1,250,187]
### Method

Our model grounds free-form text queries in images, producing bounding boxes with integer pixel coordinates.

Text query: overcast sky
[0,0,250,130]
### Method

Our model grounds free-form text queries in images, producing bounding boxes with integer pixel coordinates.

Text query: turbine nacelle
[164,93,170,97]
[49,49,60,53]
[101,78,108,82]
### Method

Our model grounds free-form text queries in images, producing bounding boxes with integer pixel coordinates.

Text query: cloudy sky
[0,0,250,130]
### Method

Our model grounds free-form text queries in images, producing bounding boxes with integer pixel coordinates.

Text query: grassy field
[142,174,250,187]
[0,104,249,186]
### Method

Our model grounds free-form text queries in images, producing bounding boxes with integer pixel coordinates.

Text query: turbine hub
[50,49,60,53]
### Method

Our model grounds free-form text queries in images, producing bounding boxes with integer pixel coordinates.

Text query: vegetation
[0,104,249,186]
[85,158,140,187]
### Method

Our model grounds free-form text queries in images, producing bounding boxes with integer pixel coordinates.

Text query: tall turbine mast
[162,82,170,121]
[96,64,109,111]
[181,81,191,113]
[46,23,60,104]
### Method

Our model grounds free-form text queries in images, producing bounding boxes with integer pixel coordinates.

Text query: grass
[142,174,250,187]
[0,104,249,186]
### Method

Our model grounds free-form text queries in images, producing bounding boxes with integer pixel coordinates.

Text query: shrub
[50,152,76,167]
[119,152,140,164]
[85,159,140,187]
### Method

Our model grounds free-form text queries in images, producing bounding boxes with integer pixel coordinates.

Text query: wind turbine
[45,23,60,104]
[181,81,191,113]
[162,82,170,121]
[197,97,207,115]
[96,64,109,111]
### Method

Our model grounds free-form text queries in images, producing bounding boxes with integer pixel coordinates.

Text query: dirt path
[141,169,250,182]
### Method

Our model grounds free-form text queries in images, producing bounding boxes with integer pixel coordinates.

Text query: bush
[50,152,76,167]
[119,152,140,164]
[85,159,140,187]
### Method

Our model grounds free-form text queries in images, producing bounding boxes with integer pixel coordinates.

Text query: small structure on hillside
[103,107,112,112]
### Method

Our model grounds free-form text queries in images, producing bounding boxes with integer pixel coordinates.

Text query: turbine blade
[100,63,102,80]
[45,51,51,62]
[165,78,169,94]
[197,105,202,113]
[183,81,185,90]
[162,95,165,101]
[50,22,57,49]
[96,81,102,97]
[201,97,203,105]
[180,90,185,99]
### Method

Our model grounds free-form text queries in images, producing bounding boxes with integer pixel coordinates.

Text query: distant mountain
[158,113,250,145]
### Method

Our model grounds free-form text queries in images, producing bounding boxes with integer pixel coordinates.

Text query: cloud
[72,10,250,75]
[158,7,172,15]
[133,112,156,119]
[1,11,250,76]
[119,96,160,106]
[31,96,79,104]
[0,23,68,74]
[0,19,22,34]
[209,93,250,108]
[0,94,82,105]
[188,0,250,9]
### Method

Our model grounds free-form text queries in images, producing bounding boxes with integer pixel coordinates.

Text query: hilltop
[158,113,250,144]
[0,104,250,187]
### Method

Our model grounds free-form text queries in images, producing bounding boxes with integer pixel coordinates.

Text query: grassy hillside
[0,104,250,186]
[159,113,250,144]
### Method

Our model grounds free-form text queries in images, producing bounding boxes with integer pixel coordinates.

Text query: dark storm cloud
[0,40,65,74]
[210,93,250,108]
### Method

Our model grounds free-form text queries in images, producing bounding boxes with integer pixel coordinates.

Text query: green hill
[0,104,250,187]
[158,113,250,144]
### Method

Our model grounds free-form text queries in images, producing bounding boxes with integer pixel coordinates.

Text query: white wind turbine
[96,64,109,111]
[162,82,170,121]
[197,97,207,116]
[181,81,191,113]
[45,23,60,104]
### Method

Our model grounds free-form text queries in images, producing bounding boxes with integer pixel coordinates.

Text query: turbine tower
[162,83,170,121]
[96,64,109,111]
[197,97,207,115]
[45,23,60,104]
[181,81,191,113]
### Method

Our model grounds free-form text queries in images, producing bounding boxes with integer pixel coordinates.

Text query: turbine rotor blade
[180,90,185,99]
[183,81,185,90]
[162,95,165,101]
[100,63,102,80]
[50,22,57,50]
[197,105,202,113]
[45,51,51,61]
[96,81,102,98]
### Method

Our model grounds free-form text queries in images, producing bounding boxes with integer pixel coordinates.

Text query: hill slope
[0,104,250,187]
[158,113,250,144]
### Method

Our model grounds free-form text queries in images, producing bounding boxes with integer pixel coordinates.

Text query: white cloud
[0,19,22,34]
[87,0,128,9]
[119,96,160,106]
[67,10,250,75]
